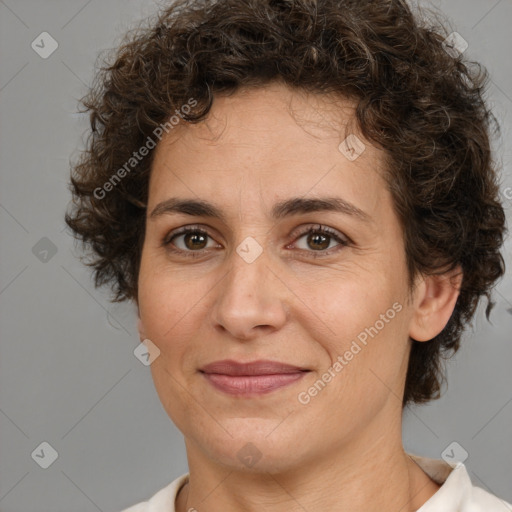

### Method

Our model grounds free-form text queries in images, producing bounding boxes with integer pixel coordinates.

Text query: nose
[210,243,288,341]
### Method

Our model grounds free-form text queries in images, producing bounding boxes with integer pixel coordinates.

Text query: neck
[176,415,440,512]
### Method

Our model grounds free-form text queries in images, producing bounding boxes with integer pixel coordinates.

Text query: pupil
[309,233,329,250]
[186,232,206,249]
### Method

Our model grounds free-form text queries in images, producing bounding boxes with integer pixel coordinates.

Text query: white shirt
[120,454,512,511]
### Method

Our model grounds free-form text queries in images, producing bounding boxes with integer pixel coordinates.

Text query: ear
[408,265,463,342]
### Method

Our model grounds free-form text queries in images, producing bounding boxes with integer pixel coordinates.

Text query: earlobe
[409,266,463,342]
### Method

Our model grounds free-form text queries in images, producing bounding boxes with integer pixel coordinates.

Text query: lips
[199,359,310,396]
[200,359,308,376]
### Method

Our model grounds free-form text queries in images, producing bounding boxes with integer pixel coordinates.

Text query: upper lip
[200,359,309,376]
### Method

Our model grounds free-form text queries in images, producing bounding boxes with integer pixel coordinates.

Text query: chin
[191,420,310,474]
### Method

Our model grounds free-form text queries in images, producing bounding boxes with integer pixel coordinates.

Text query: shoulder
[409,454,512,512]
[119,473,189,512]
[469,485,512,511]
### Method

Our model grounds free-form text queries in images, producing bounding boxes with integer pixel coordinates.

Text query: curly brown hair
[65,0,507,406]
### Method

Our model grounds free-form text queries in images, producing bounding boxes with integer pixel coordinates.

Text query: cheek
[140,272,206,427]
[139,261,193,334]
[138,268,214,376]
[312,276,410,394]
[311,275,401,345]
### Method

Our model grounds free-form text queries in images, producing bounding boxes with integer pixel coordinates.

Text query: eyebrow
[150,196,372,223]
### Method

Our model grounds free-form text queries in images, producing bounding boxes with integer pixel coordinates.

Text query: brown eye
[182,231,208,250]
[306,232,331,251]
[163,227,219,257]
[291,224,349,258]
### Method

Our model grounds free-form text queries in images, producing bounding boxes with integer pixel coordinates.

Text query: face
[137,82,421,473]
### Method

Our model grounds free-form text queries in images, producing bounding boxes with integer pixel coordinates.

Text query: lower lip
[202,372,307,396]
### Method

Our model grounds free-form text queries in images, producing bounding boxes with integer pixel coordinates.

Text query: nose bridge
[228,235,268,292]
[211,236,287,339]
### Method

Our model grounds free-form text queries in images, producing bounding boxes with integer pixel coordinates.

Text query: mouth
[199,359,311,396]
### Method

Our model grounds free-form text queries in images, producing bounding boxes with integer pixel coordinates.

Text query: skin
[136,80,462,512]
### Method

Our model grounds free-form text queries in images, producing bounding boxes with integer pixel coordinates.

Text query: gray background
[0,0,511,510]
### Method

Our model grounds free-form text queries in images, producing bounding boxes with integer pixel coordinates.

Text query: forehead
[148,82,388,221]
[155,83,363,153]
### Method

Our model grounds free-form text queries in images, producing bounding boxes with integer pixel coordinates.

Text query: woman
[65,0,511,510]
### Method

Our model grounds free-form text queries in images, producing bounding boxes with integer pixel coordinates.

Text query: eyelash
[161,224,350,259]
